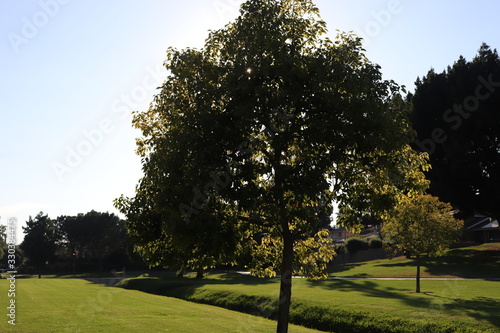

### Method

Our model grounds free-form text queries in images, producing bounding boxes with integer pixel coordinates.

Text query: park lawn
[0,278,322,333]
[330,242,500,278]
[119,272,500,332]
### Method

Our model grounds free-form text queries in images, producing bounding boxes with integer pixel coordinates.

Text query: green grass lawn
[120,272,500,332]
[0,278,321,333]
[115,243,500,332]
[330,242,500,278]
[3,243,497,332]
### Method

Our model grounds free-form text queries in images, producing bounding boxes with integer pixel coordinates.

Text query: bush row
[117,279,492,333]
[336,236,383,254]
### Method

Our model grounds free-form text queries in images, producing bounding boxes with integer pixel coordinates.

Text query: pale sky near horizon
[2,0,500,243]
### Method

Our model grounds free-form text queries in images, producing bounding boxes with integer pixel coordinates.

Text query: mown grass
[330,242,500,278]
[0,278,321,333]
[116,243,500,332]
[4,243,497,332]
[118,273,500,332]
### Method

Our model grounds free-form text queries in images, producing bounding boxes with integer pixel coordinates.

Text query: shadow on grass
[305,278,500,330]
[329,262,368,277]
[116,271,281,320]
[44,270,147,279]
[452,296,500,328]
[374,248,500,278]
[117,271,275,298]
[81,277,129,287]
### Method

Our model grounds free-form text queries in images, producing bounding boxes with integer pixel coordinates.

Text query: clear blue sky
[2,0,500,243]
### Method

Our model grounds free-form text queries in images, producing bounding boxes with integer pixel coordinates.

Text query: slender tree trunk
[277,232,294,333]
[177,265,186,278]
[415,255,421,293]
[196,265,204,279]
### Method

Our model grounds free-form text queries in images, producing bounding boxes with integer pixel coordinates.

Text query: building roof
[464,214,499,231]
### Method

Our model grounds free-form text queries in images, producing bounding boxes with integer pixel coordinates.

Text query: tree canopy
[21,212,58,278]
[411,43,500,219]
[0,224,6,260]
[116,0,429,331]
[57,211,126,272]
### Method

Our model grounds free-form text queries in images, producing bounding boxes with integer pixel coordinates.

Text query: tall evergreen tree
[412,43,500,219]
[21,212,58,278]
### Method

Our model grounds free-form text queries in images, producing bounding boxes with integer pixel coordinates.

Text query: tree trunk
[177,265,186,278]
[415,255,421,293]
[196,265,204,279]
[277,232,294,333]
[98,255,104,272]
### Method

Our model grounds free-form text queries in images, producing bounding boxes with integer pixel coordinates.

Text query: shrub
[345,236,369,253]
[334,243,346,254]
[369,237,383,249]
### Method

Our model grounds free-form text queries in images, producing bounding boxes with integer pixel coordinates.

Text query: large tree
[382,195,463,293]
[411,43,500,219]
[21,212,58,278]
[116,0,429,331]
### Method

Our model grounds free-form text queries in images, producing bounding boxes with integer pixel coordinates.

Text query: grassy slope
[121,273,499,332]
[0,278,321,333]
[116,243,500,332]
[330,242,500,278]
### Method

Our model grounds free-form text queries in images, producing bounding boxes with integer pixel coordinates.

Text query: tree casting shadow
[305,278,500,330]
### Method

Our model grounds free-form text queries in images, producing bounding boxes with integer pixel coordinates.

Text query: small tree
[382,195,463,292]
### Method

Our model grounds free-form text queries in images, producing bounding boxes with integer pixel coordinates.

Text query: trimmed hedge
[369,237,383,249]
[345,236,369,253]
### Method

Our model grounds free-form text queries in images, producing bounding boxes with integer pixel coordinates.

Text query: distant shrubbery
[345,237,369,253]
[344,236,383,253]
[369,237,383,249]
[334,243,346,254]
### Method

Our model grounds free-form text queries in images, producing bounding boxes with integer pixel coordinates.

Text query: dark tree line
[19,211,136,277]
[411,43,500,220]
[0,224,6,260]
